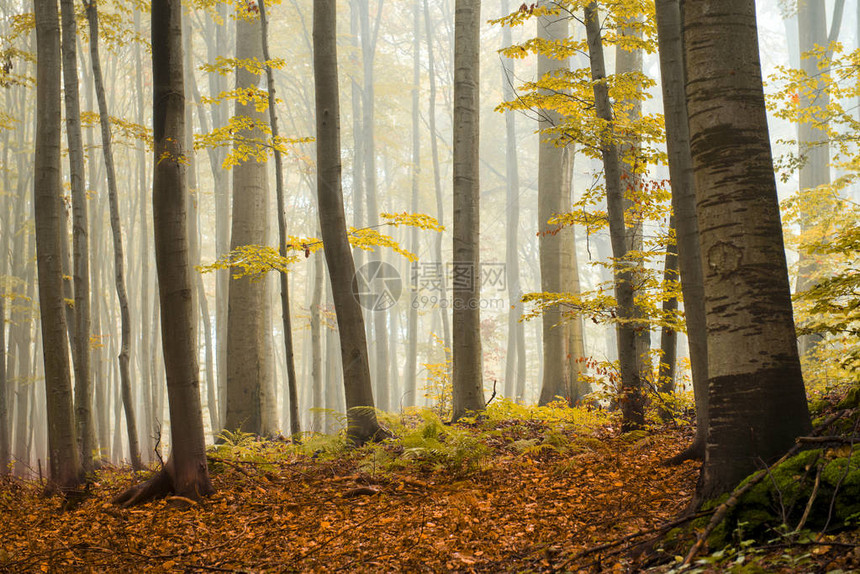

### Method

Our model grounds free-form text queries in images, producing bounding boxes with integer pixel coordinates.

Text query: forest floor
[1,404,858,573]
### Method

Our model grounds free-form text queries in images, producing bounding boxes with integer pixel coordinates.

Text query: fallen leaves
[0,422,700,573]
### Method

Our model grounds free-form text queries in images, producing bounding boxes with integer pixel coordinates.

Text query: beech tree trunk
[115,0,214,506]
[84,0,142,471]
[259,0,301,437]
[537,4,571,406]
[224,12,273,436]
[33,0,81,491]
[313,0,385,445]
[423,0,452,358]
[683,0,811,500]
[584,2,644,430]
[655,0,708,461]
[451,0,485,421]
[500,0,526,402]
[60,0,95,472]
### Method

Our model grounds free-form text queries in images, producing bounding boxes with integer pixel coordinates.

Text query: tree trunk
[259,0,301,437]
[33,0,81,491]
[655,0,708,461]
[311,251,324,432]
[133,8,155,461]
[451,0,485,421]
[224,12,273,436]
[404,0,421,407]
[795,0,838,356]
[423,0,452,358]
[584,2,644,430]
[500,0,526,402]
[358,0,390,413]
[683,0,811,500]
[84,0,142,471]
[313,0,385,445]
[536,4,570,406]
[60,0,95,474]
[115,0,214,506]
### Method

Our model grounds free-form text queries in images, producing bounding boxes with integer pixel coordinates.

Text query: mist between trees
[0,0,858,510]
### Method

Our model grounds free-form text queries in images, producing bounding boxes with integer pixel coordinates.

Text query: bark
[657,216,678,397]
[683,0,811,500]
[584,3,644,430]
[311,251,324,432]
[500,0,526,402]
[357,0,390,412]
[183,23,218,440]
[60,0,95,473]
[561,147,588,401]
[423,0,452,357]
[795,0,839,356]
[224,13,273,436]
[404,0,421,407]
[655,0,708,461]
[616,11,652,394]
[84,0,142,471]
[116,0,214,506]
[259,0,301,436]
[33,0,81,490]
[133,8,155,460]
[313,0,385,445]
[451,0,485,421]
[536,5,571,406]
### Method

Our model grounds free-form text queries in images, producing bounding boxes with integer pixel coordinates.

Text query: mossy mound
[711,445,860,546]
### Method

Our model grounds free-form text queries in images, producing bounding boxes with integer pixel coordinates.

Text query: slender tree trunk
[500,0,526,402]
[536,5,570,406]
[423,0,452,357]
[584,2,644,430]
[311,251,324,432]
[657,216,678,397]
[133,8,155,461]
[115,0,214,506]
[358,0,390,412]
[683,0,811,500]
[259,0,301,436]
[313,0,385,445]
[795,1,838,356]
[84,0,142,471]
[404,0,421,407]
[451,0,485,421]
[225,12,273,436]
[655,0,708,461]
[33,0,81,491]
[561,147,588,401]
[60,0,95,473]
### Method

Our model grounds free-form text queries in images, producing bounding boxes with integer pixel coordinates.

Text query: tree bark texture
[683,0,811,500]
[33,0,81,490]
[451,0,485,421]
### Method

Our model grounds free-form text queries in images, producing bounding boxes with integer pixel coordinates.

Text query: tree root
[664,440,705,465]
[112,468,173,508]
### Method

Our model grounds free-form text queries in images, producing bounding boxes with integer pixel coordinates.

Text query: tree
[224,10,275,437]
[654,0,708,461]
[795,0,844,356]
[115,0,213,505]
[683,0,811,500]
[536,3,571,406]
[584,2,645,430]
[33,0,81,491]
[259,0,301,437]
[84,0,142,470]
[451,0,485,422]
[313,0,385,445]
[500,0,526,403]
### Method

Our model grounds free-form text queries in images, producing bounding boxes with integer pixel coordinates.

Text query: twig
[794,463,822,533]
[551,509,714,572]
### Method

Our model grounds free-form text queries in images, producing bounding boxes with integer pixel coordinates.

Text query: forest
[0,0,859,571]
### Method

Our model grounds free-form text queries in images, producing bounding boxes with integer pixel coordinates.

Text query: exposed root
[112,469,173,508]
[664,440,705,465]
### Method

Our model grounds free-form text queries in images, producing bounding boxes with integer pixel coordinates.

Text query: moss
[809,398,831,415]
[836,386,860,409]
